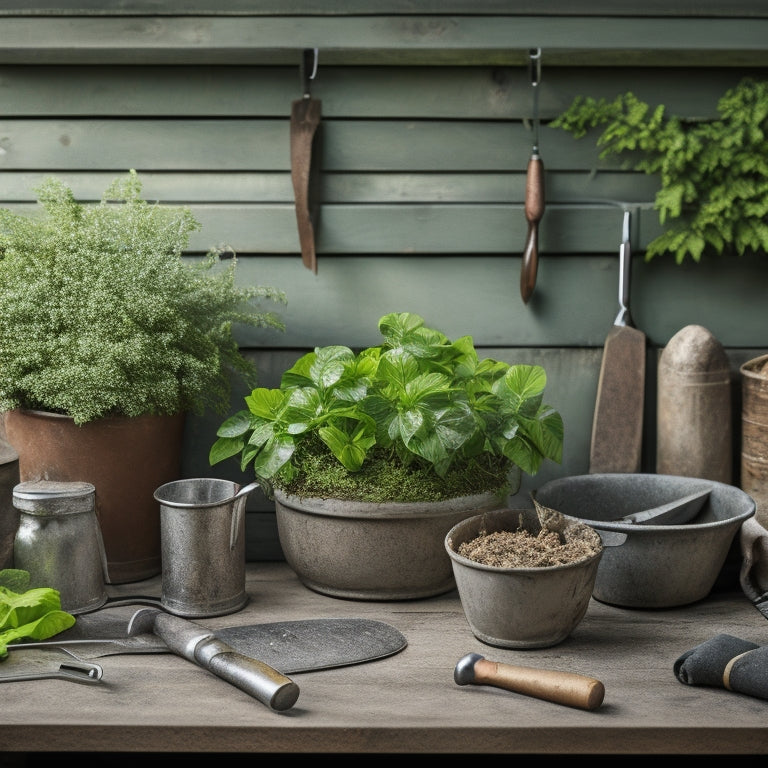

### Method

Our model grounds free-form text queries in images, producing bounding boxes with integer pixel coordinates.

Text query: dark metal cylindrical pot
[154,478,258,618]
[0,438,20,569]
[13,480,108,614]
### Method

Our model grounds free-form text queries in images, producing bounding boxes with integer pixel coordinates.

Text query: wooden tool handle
[472,657,605,711]
[520,153,545,303]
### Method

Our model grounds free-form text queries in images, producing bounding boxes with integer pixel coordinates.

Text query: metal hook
[528,48,542,155]
[301,48,319,98]
[528,47,541,88]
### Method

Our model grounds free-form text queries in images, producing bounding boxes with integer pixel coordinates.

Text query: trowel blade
[8,616,408,674]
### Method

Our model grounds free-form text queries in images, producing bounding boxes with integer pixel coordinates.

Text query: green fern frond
[551,78,768,264]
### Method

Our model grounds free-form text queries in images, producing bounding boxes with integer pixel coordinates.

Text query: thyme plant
[0,170,285,424]
[550,77,768,264]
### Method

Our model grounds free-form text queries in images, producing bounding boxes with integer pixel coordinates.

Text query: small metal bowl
[445,508,603,649]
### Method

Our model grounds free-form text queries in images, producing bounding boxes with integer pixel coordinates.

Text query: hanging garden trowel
[589,208,646,474]
[290,47,322,273]
[520,48,544,304]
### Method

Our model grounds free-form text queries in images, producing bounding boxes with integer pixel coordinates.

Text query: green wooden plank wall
[0,2,766,559]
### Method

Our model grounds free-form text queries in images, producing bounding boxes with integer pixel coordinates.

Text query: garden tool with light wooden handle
[520,48,544,304]
[455,652,605,711]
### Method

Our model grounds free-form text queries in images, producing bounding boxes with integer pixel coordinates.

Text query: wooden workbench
[3,561,768,756]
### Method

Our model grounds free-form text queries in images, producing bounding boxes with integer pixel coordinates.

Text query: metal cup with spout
[153,478,260,618]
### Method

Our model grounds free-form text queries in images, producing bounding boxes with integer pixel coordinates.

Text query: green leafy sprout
[0,569,76,659]
[210,311,563,503]
[550,77,768,264]
[0,170,286,424]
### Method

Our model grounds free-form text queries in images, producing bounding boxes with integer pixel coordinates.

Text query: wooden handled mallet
[454,652,605,711]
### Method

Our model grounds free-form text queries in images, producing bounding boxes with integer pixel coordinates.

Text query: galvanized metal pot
[13,479,108,614]
[154,478,258,618]
[273,490,505,601]
[445,508,603,649]
[4,409,185,584]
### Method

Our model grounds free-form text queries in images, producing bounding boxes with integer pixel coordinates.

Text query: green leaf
[0,583,76,659]
[214,409,252,438]
[209,435,245,466]
[251,434,296,480]
[244,388,287,420]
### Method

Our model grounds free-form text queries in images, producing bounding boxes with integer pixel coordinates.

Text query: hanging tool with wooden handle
[455,653,605,711]
[520,48,544,304]
[589,207,646,474]
[290,47,322,274]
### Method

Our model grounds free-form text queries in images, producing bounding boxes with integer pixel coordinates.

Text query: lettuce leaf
[0,569,76,659]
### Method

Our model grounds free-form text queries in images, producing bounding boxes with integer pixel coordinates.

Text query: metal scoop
[614,488,711,525]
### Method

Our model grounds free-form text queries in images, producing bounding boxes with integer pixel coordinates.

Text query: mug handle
[229,481,260,550]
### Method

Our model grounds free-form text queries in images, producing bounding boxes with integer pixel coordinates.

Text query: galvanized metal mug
[12,480,109,614]
[153,478,259,618]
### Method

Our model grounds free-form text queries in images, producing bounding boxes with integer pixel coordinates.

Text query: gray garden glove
[674,634,768,701]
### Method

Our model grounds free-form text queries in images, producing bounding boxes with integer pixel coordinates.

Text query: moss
[276,437,511,503]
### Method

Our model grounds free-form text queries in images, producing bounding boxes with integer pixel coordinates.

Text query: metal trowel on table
[3,607,408,710]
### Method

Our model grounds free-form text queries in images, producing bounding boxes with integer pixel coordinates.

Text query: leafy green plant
[210,311,563,502]
[0,170,286,424]
[550,77,768,264]
[0,569,75,658]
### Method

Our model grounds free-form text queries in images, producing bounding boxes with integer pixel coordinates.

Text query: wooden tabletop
[3,561,768,756]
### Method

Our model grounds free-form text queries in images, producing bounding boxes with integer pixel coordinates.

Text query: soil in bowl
[457,520,602,568]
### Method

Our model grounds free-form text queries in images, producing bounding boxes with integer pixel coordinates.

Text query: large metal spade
[5,609,408,712]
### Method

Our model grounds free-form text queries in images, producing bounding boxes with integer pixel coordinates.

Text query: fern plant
[550,77,768,264]
[0,170,286,424]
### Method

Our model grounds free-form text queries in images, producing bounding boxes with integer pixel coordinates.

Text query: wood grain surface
[2,562,768,755]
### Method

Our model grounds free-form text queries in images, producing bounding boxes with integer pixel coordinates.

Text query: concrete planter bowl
[533,473,756,609]
[273,489,504,601]
[444,508,603,649]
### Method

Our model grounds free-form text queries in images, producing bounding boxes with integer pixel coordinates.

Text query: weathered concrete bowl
[445,508,603,649]
[273,489,505,601]
[533,474,756,608]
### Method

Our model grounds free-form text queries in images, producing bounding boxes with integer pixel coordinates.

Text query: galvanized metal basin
[534,474,756,608]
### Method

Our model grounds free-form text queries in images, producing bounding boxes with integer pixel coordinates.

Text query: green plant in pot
[210,311,563,600]
[0,170,285,583]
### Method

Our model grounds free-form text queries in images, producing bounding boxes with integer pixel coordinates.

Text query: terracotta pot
[4,409,185,584]
[273,489,504,601]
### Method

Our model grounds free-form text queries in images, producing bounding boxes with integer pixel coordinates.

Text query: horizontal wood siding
[0,3,765,560]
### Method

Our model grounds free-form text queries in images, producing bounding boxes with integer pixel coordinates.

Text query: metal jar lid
[12,480,96,514]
